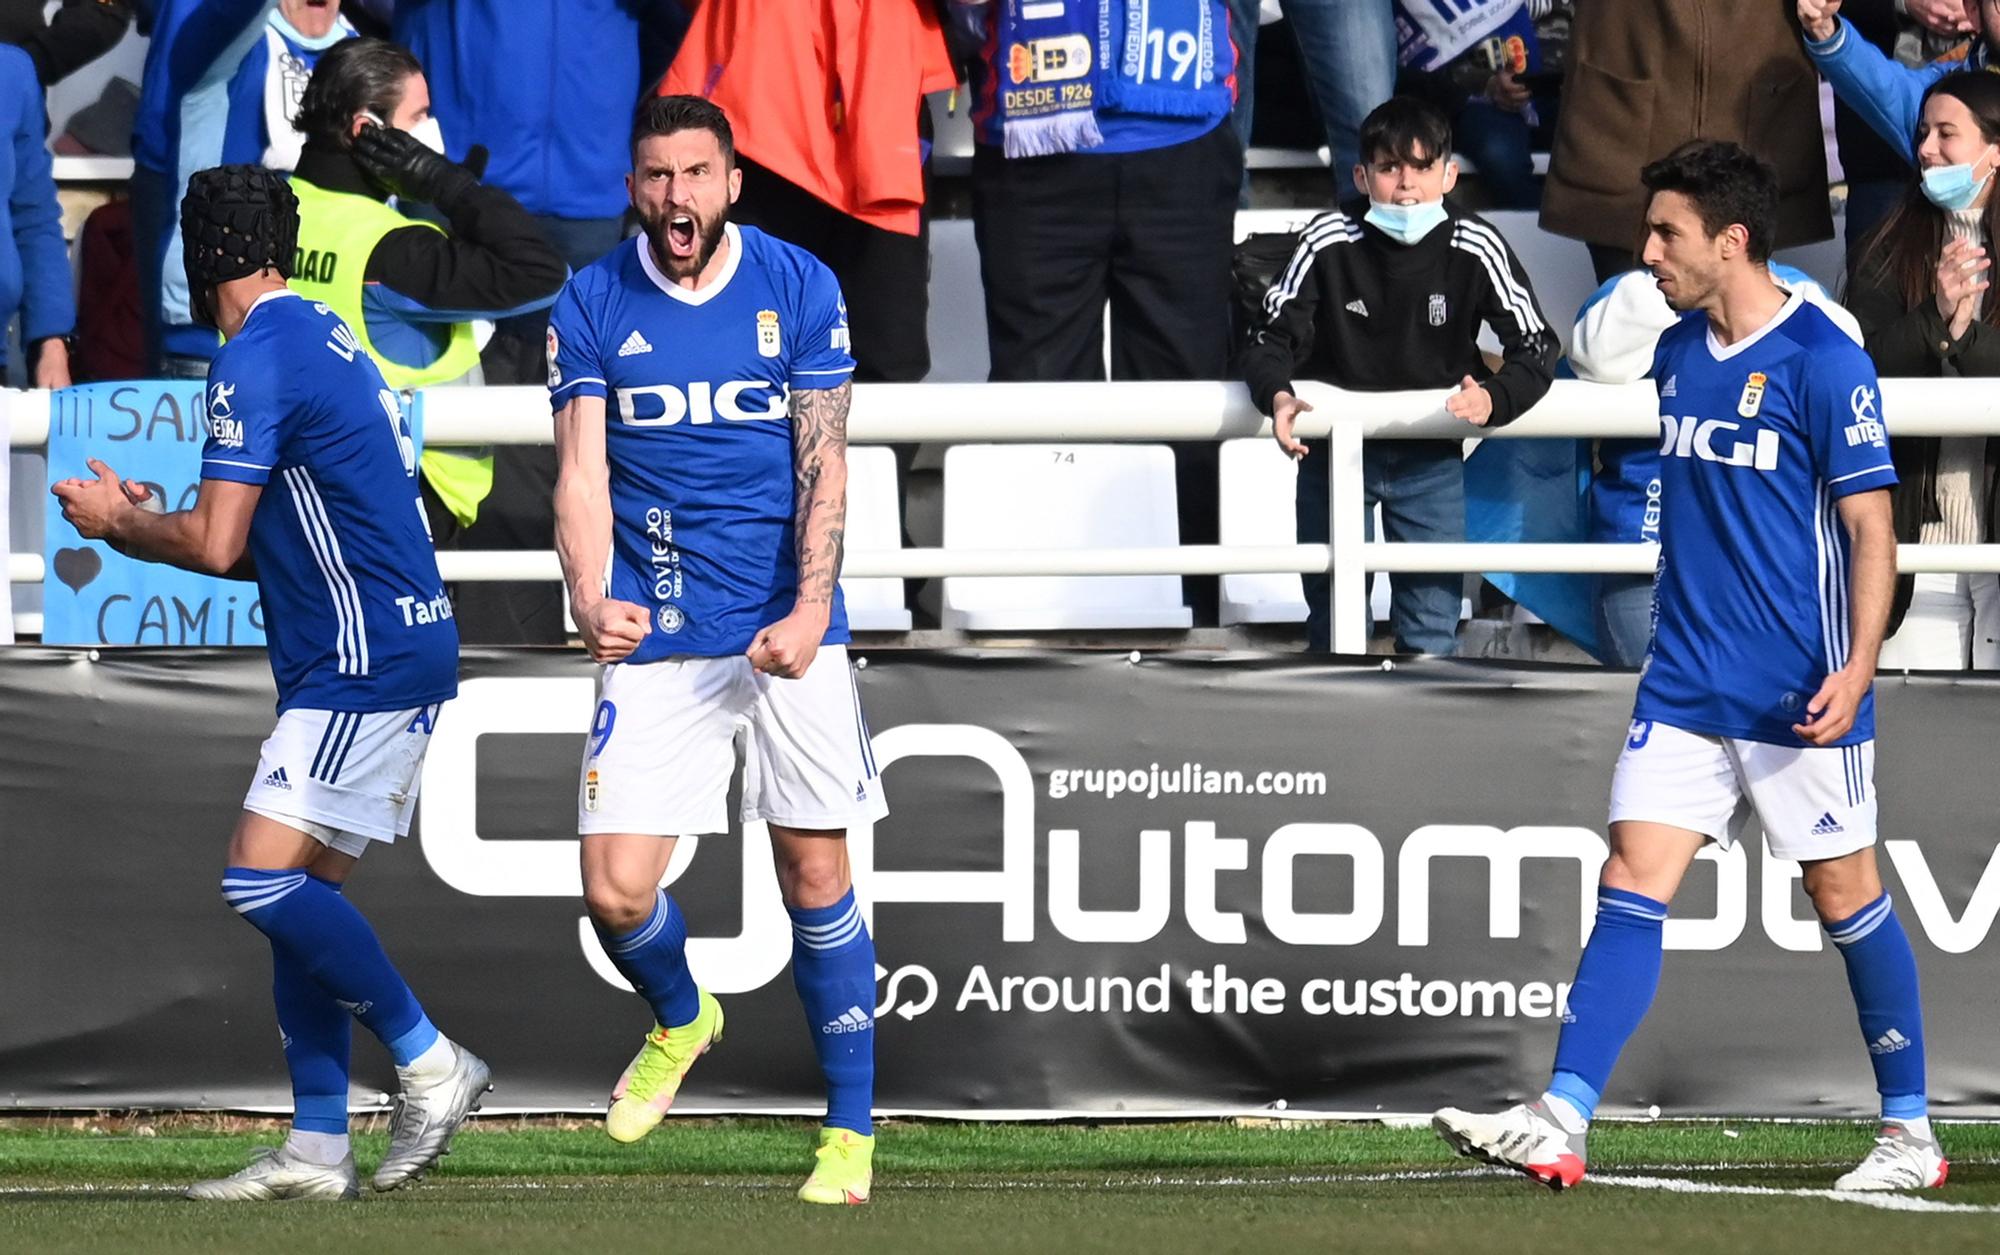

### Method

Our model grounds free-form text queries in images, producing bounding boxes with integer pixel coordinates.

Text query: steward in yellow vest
[287,37,566,536]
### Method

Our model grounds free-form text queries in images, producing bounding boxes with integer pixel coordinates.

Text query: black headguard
[180,165,299,329]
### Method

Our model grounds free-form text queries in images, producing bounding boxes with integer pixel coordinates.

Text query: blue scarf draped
[993,0,1232,158]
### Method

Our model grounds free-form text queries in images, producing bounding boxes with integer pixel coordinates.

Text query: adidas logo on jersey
[1869,1028,1912,1055]
[617,329,653,357]
[1811,812,1845,836]
[821,1005,872,1035]
[1661,375,1677,398]
[1345,299,1369,317]
[263,767,292,791]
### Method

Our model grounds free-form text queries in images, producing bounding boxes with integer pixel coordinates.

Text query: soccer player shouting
[548,97,886,1206]
[1433,142,1944,1193]
[54,166,489,1201]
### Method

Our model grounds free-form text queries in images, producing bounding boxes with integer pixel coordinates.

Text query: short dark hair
[294,37,424,150]
[631,95,735,165]
[1640,140,1779,263]
[1356,96,1453,168]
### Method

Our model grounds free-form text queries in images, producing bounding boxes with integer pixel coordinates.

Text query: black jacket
[1241,200,1559,427]
[291,141,568,321]
[1844,253,2000,635]
[0,0,130,86]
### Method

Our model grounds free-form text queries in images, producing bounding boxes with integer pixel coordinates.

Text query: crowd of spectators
[4,0,2000,668]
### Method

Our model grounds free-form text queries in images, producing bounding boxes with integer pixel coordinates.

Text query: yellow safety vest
[287,176,492,529]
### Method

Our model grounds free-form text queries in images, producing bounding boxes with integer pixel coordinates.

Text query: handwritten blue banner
[42,381,264,646]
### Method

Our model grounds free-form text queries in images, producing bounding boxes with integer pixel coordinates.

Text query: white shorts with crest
[578,644,888,836]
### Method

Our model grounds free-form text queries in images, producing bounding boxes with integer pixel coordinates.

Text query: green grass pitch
[4,1118,1999,1254]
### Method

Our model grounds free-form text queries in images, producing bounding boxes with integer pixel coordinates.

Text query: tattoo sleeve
[790,380,850,613]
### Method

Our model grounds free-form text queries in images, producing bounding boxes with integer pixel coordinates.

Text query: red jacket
[663,0,956,236]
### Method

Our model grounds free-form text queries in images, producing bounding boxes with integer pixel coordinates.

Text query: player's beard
[645,204,730,282]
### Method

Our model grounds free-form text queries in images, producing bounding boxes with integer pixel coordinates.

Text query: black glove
[351,122,480,213]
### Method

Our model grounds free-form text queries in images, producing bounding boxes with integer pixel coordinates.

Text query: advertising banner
[2,650,1996,1118]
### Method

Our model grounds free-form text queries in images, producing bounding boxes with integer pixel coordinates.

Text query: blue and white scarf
[1099,0,1232,120]
[992,0,1105,157]
[992,0,1232,157]
[1394,0,1524,73]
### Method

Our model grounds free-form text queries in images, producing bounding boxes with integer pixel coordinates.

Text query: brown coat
[1540,0,1832,252]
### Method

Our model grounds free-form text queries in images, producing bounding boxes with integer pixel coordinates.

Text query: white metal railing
[14,379,2000,654]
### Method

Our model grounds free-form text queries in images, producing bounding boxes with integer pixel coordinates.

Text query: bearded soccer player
[548,96,884,1205]
[1431,142,1941,1193]
[53,166,489,1201]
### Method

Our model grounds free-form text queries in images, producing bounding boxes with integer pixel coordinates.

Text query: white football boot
[371,1042,493,1191]
[1433,1099,1588,1191]
[185,1145,359,1201]
[1834,1121,1948,1192]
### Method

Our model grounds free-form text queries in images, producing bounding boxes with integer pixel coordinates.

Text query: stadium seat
[1217,439,1394,626]
[1218,438,1309,625]
[841,445,913,632]
[941,444,1192,631]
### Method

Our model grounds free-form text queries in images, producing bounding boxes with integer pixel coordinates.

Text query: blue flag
[1463,429,1599,657]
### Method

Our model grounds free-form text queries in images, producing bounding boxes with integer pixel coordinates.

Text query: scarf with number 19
[993,0,1231,158]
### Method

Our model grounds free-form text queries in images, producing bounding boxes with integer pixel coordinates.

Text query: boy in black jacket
[1243,96,1558,653]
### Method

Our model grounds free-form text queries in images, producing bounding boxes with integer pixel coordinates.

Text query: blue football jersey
[1634,293,1897,746]
[200,292,459,714]
[545,224,857,660]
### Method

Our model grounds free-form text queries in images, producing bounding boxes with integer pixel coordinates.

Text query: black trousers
[971,122,1240,383]
[972,123,1242,617]
[732,156,933,383]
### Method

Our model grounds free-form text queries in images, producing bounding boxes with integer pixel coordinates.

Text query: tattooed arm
[746,380,850,679]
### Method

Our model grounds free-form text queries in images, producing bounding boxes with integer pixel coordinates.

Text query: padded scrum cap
[180,165,300,327]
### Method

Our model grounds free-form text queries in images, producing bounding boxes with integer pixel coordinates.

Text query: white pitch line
[1591,1173,2000,1215]
[4,1165,1997,1217]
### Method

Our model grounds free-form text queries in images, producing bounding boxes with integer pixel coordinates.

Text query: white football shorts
[1608,718,1876,861]
[242,704,445,858]
[578,644,889,836]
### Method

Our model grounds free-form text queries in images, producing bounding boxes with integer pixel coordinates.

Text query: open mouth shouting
[665,213,699,259]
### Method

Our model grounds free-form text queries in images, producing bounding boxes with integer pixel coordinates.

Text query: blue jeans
[1594,574,1654,667]
[1452,93,1558,210]
[1287,0,1396,183]
[1227,0,1396,187]
[1297,440,1466,654]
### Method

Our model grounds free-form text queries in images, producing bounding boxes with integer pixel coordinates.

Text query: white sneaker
[1432,1099,1588,1191]
[185,1146,358,1201]
[1834,1122,1948,1192]
[371,1042,493,1192]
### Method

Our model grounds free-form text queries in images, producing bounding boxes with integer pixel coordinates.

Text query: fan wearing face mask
[1241,94,1559,655]
[286,36,569,543]
[1844,71,2000,669]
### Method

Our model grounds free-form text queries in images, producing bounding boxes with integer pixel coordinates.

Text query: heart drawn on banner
[53,547,102,594]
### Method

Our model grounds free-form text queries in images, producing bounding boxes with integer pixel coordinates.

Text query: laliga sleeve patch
[547,325,562,389]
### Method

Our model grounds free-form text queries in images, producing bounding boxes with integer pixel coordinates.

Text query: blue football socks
[1826,892,1929,1125]
[221,868,439,1067]
[595,888,701,1029]
[788,889,876,1136]
[1546,888,1669,1125]
[272,875,353,1136]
